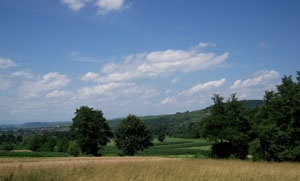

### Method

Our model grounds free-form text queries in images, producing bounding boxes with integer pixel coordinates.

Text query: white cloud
[161,97,175,105]
[82,43,229,83]
[0,76,11,90]
[0,57,16,69]
[230,70,280,99]
[10,70,33,79]
[140,89,161,100]
[95,0,128,15]
[46,90,73,98]
[61,0,90,12]
[76,82,127,99]
[170,78,179,84]
[179,78,226,96]
[81,72,99,81]
[198,42,216,48]
[61,0,128,14]
[20,72,70,99]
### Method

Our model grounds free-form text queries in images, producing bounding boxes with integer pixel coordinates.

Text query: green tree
[70,106,113,156]
[56,137,69,152]
[115,115,153,156]
[3,143,14,151]
[26,135,45,151]
[249,72,300,161]
[157,132,166,142]
[68,141,80,156]
[201,94,251,159]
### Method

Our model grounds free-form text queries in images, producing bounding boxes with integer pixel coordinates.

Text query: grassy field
[1,157,300,181]
[102,137,211,157]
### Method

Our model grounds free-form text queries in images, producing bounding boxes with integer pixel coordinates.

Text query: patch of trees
[0,133,23,151]
[24,132,71,152]
[114,115,153,156]
[69,107,153,156]
[201,71,300,161]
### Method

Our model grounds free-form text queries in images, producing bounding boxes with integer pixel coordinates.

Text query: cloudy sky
[0,0,299,124]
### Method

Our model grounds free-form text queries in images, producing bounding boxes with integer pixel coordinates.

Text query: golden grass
[1,157,300,181]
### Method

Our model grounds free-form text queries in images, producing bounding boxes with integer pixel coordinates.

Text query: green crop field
[101,137,211,157]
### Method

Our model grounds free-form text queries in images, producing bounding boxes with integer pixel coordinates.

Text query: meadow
[102,137,211,157]
[1,138,300,180]
[1,157,300,181]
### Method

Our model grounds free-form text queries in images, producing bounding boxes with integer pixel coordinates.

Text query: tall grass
[1,157,299,181]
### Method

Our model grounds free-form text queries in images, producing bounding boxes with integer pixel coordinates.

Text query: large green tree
[249,72,300,161]
[201,94,251,159]
[70,106,113,156]
[115,114,153,156]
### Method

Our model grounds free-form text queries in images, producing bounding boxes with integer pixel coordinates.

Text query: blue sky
[0,0,299,124]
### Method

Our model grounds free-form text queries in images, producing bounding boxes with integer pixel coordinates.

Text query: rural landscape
[1,0,300,180]
[1,71,300,180]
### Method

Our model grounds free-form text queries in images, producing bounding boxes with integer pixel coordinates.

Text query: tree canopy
[114,114,153,156]
[201,94,251,159]
[249,72,300,161]
[70,106,113,156]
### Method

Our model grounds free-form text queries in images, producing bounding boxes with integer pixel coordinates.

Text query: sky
[0,0,299,124]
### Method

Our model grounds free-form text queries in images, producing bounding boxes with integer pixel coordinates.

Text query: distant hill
[0,122,71,129]
[1,100,263,133]
[21,121,71,128]
[109,99,263,135]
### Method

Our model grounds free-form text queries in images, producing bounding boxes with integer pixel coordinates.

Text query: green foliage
[68,141,80,157]
[170,121,202,138]
[56,138,69,152]
[70,106,113,156]
[115,114,153,156]
[3,143,14,151]
[157,132,166,142]
[249,72,300,161]
[26,135,45,151]
[201,94,251,159]
[0,151,70,157]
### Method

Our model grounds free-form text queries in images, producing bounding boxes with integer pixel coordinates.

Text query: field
[102,137,211,157]
[1,138,300,180]
[1,157,300,181]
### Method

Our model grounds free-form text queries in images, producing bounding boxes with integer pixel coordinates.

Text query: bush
[68,141,80,157]
[3,143,14,151]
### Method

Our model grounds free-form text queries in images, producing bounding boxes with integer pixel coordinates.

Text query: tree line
[201,71,300,161]
[1,71,299,161]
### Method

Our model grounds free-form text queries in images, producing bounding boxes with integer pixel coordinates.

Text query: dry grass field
[1,157,300,181]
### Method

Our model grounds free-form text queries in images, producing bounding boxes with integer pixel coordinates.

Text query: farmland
[1,138,300,180]
[1,157,300,181]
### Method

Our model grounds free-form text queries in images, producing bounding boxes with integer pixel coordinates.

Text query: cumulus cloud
[76,82,127,99]
[46,90,73,98]
[0,76,11,90]
[179,78,226,96]
[10,70,33,79]
[197,42,216,48]
[161,97,175,105]
[61,0,128,14]
[81,44,229,83]
[170,78,179,84]
[0,57,16,69]
[20,72,70,99]
[61,0,90,12]
[230,70,280,99]
[95,0,128,15]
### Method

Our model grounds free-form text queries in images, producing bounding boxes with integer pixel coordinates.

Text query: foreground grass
[1,157,300,181]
